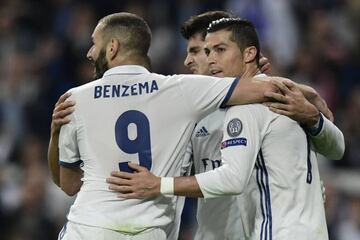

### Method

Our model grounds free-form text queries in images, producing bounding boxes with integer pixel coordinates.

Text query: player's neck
[236,62,259,82]
[109,55,149,70]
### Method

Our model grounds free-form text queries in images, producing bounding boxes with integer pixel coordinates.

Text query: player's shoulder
[152,73,235,88]
[66,79,102,101]
[225,104,277,127]
[143,72,191,83]
[226,103,268,114]
[72,79,101,93]
[168,73,229,82]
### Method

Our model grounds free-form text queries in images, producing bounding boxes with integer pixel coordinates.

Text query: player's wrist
[302,101,320,127]
[160,177,174,196]
[306,110,320,127]
[50,123,61,136]
[305,113,324,136]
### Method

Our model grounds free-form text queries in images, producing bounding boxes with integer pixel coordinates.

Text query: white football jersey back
[59,65,238,234]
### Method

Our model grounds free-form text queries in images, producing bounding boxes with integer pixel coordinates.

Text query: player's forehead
[186,32,205,50]
[205,29,232,48]
[92,23,105,42]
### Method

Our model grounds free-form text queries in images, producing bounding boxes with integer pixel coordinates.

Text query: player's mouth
[210,69,223,77]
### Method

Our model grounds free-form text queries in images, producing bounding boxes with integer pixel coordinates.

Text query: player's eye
[189,47,200,55]
[216,47,226,53]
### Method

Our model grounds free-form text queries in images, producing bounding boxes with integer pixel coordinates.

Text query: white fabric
[58,221,167,240]
[58,65,236,235]
[166,152,192,240]
[165,195,186,240]
[196,104,329,240]
[190,74,338,240]
[188,110,245,240]
[160,177,174,195]
[309,114,345,160]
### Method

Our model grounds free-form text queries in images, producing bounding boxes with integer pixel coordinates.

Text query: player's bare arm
[60,166,83,196]
[227,76,283,106]
[48,92,75,186]
[107,163,203,199]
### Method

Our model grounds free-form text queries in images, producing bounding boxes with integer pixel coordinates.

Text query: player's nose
[86,47,93,61]
[207,53,216,65]
[184,54,193,67]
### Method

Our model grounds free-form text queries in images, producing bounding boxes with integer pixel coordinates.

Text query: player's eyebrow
[204,42,227,55]
[188,46,201,53]
[213,43,227,49]
[204,42,227,50]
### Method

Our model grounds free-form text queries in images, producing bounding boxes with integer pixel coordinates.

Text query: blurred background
[0,0,359,239]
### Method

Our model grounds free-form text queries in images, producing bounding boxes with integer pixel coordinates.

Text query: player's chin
[190,67,198,74]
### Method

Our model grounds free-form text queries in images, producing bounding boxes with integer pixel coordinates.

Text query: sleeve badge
[227,118,242,137]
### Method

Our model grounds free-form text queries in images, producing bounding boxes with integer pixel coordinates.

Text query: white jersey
[188,78,343,240]
[188,110,244,240]
[196,104,329,240]
[308,113,345,160]
[59,65,238,235]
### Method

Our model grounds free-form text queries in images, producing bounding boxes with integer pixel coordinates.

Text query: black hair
[99,12,152,56]
[180,11,232,40]
[207,18,260,65]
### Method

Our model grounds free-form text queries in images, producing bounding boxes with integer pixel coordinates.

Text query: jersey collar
[103,65,150,77]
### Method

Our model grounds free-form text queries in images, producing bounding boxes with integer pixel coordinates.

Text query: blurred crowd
[0,0,359,239]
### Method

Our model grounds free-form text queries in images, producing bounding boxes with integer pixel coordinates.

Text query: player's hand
[51,92,75,135]
[106,163,161,199]
[263,79,320,127]
[308,91,334,122]
[259,53,271,74]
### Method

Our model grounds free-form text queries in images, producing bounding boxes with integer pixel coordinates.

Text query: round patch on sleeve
[227,118,243,137]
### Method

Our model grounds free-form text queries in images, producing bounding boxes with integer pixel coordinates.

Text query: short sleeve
[176,74,238,120]
[59,108,81,167]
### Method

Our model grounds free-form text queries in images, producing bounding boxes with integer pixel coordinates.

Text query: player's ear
[243,46,257,64]
[107,38,120,60]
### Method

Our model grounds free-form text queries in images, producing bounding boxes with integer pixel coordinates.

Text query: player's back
[59,65,235,234]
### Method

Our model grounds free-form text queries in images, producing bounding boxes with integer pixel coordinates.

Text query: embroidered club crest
[227,118,242,137]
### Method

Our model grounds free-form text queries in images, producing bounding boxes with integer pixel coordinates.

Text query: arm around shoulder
[226,76,277,106]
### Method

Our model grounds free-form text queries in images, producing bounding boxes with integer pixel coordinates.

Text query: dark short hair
[180,11,232,40]
[98,12,151,56]
[208,18,260,65]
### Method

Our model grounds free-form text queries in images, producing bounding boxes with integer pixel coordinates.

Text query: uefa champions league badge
[227,118,242,137]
